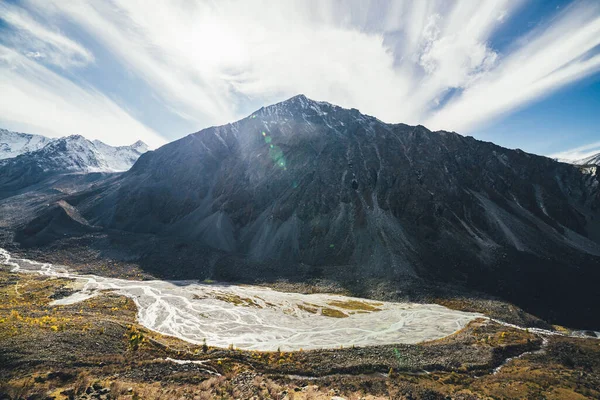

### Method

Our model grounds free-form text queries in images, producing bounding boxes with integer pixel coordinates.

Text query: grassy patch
[320,307,348,318]
[194,292,264,308]
[214,293,263,308]
[327,299,382,312]
[297,303,318,314]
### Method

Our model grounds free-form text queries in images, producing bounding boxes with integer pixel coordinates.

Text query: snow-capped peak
[251,94,332,119]
[130,140,149,152]
[557,152,600,167]
[0,128,148,172]
[0,128,53,160]
[89,138,149,172]
[247,94,382,135]
[574,152,600,166]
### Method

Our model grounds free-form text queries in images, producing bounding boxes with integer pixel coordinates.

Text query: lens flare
[259,128,288,170]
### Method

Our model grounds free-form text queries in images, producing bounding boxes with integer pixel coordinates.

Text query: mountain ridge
[0,128,53,160]
[0,129,148,198]
[0,128,148,168]
[571,152,600,166]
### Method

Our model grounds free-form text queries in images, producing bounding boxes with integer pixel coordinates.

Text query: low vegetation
[297,303,318,314]
[1,269,599,399]
[319,307,348,318]
[194,292,263,308]
[327,299,383,312]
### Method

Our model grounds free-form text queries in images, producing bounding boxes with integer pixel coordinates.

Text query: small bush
[126,325,146,351]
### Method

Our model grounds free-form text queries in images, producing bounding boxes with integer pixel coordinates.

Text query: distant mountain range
[0,128,148,169]
[1,96,599,329]
[0,128,54,159]
[0,129,148,196]
[566,152,600,167]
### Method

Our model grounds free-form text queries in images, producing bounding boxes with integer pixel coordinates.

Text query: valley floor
[1,248,483,352]
[1,266,599,399]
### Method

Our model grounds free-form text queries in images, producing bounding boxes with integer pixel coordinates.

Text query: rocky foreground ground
[0,269,599,399]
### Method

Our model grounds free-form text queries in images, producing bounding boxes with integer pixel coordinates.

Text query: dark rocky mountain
[4,95,600,328]
[0,133,148,197]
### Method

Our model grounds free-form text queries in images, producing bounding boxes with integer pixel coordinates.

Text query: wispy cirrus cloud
[550,141,600,162]
[0,45,165,148]
[0,1,93,68]
[20,0,523,128]
[0,0,599,153]
[425,1,600,132]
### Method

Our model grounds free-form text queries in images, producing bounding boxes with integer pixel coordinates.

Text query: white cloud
[22,0,524,127]
[497,10,508,23]
[550,141,600,162]
[1,0,599,153]
[0,2,93,68]
[0,45,165,148]
[425,1,600,132]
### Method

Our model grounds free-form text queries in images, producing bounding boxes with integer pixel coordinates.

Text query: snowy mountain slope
[27,134,148,173]
[0,131,148,195]
[91,139,149,172]
[0,130,148,172]
[0,129,53,160]
[556,151,600,166]
[572,152,600,166]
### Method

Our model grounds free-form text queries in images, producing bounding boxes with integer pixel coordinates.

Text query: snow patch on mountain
[0,129,148,172]
[91,139,149,171]
[0,129,53,160]
[557,152,600,166]
[30,135,148,172]
[574,152,600,166]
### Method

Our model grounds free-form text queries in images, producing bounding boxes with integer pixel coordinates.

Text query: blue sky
[0,0,599,159]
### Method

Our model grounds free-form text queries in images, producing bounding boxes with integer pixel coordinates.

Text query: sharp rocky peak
[249,94,379,128]
[255,94,333,117]
[278,94,320,107]
[61,134,88,143]
[130,140,149,152]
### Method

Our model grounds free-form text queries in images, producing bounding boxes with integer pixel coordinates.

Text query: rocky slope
[6,95,600,328]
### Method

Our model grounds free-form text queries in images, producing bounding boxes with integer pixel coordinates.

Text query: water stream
[0,248,485,351]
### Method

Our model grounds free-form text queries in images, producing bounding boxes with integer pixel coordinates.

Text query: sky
[0,0,599,159]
